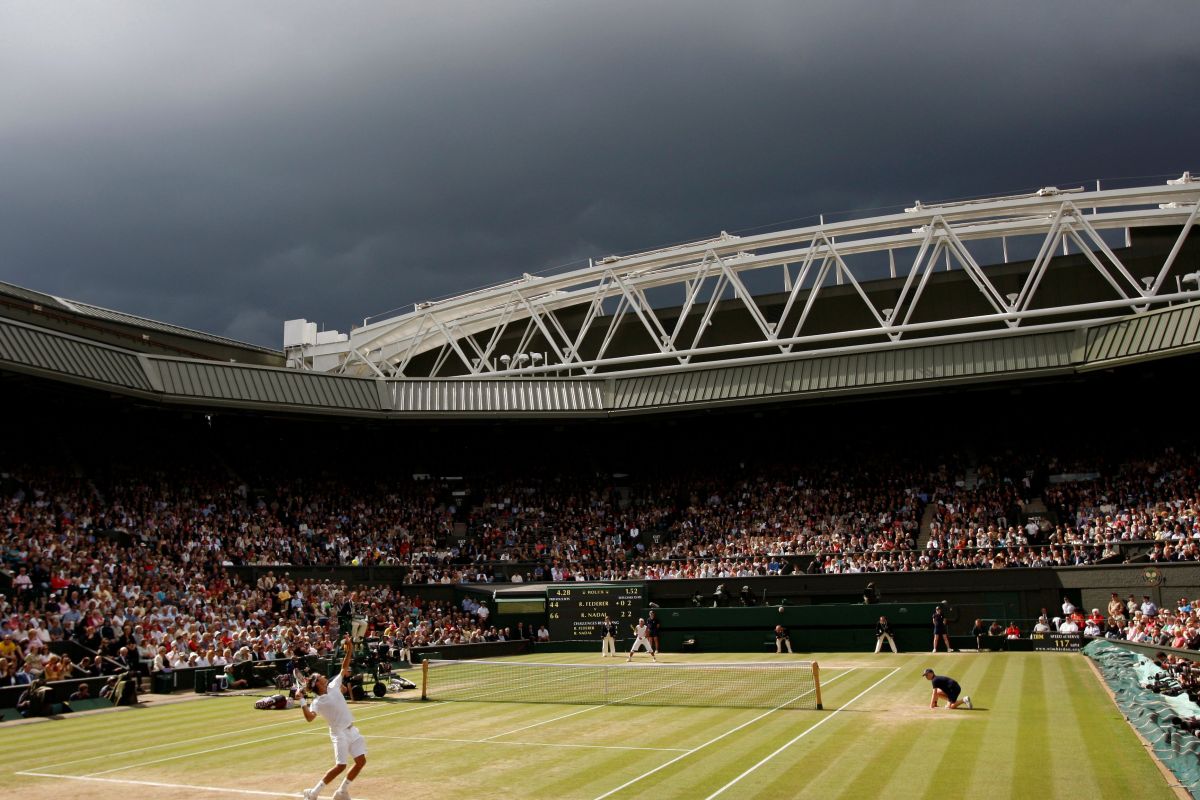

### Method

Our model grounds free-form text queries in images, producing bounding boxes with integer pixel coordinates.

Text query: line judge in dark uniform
[646,610,662,656]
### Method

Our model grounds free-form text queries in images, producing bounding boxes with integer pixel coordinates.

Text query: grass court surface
[2,651,1176,800]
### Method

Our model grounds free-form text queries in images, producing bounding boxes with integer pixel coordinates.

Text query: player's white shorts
[330,725,367,764]
[630,636,653,652]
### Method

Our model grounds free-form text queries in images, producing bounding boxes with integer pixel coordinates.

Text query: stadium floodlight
[530,353,543,363]
[1183,272,1200,286]
[499,355,511,365]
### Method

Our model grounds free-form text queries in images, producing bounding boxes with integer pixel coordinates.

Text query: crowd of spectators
[4,445,1200,594]
[4,440,1200,702]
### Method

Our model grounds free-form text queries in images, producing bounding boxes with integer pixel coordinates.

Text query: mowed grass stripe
[827,713,926,800]
[369,700,731,798]
[586,668,882,799]
[36,698,431,776]
[1010,656,1053,800]
[8,654,1183,800]
[710,668,913,799]
[921,651,1010,800]
[9,698,315,771]
[719,696,891,799]
[1061,656,1169,798]
[1041,656,1106,799]
[44,698,442,780]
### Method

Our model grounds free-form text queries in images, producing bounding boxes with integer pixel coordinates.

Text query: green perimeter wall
[650,602,961,653]
[220,563,1200,653]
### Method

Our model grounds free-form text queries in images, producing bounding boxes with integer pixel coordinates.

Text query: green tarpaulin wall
[1084,640,1200,798]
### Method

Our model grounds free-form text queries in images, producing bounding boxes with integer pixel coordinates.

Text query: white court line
[480,703,605,740]
[591,668,857,800]
[704,667,901,800]
[479,679,687,742]
[83,730,309,777]
[76,702,447,778]
[15,770,375,799]
[25,697,442,773]
[315,731,688,752]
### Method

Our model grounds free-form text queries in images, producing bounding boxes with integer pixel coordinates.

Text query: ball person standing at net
[646,610,662,656]
[627,618,657,662]
[301,636,367,800]
[601,615,618,657]
[874,615,898,653]
[923,668,971,709]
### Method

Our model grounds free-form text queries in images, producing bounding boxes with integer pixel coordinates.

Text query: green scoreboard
[546,583,646,641]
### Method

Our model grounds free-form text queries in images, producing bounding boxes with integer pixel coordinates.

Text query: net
[421,659,822,710]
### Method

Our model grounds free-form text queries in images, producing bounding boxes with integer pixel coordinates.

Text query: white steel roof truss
[1148,199,1200,296]
[894,231,947,334]
[664,254,719,353]
[429,343,455,377]
[590,292,633,375]
[824,239,892,333]
[1060,226,1141,310]
[473,302,523,375]
[1057,203,1143,298]
[786,251,836,344]
[559,279,611,369]
[935,220,1010,324]
[884,226,937,340]
[610,271,674,356]
[1064,208,1144,299]
[1016,215,1136,320]
[712,250,777,346]
[776,245,824,350]
[683,266,733,362]
[425,312,480,377]
[511,316,540,364]
[515,291,574,369]
[310,179,1200,378]
[391,316,437,377]
[457,328,496,376]
[1012,204,1071,313]
[342,347,387,379]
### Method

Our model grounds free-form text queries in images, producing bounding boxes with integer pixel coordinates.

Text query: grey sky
[1,1,1196,347]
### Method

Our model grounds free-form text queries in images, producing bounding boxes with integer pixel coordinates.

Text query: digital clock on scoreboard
[546,584,646,641]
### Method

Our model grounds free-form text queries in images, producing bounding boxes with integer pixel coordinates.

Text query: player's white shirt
[634,623,649,639]
[312,674,353,731]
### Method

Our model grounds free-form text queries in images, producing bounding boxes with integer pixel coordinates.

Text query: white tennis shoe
[333,789,351,800]
[963,695,973,709]
[302,790,319,800]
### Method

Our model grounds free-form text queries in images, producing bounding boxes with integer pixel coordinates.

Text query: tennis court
[2,651,1178,800]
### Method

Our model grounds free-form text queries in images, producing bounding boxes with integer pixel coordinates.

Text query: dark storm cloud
[1,1,1197,346]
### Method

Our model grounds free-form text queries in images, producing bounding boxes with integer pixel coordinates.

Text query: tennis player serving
[301,636,367,799]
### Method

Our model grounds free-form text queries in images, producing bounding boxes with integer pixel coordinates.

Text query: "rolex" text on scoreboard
[546,584,646,641]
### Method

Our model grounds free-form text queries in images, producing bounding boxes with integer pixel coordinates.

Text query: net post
[421,658,430,701]
[813,661,822,710]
